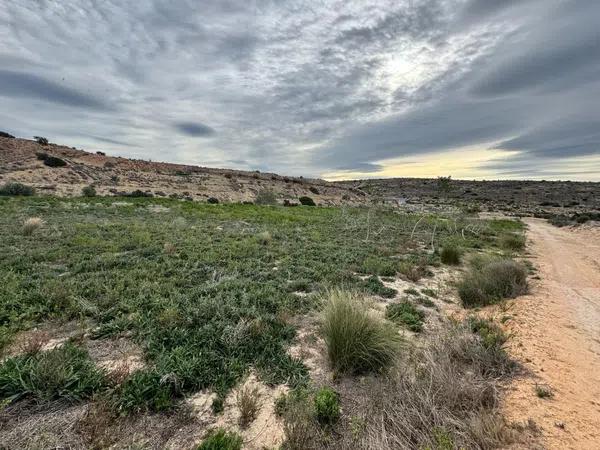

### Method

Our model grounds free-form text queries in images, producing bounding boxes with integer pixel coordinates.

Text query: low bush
[440,244,461,265]
[197,428,243,450]
[43,156,67,167]
[499,233,525,251]
[254,189,277,205]
[126,190,153,198]
[314,386,340,425]
[386,301,425,332]
[364,275,396,298]
[0,131,15,138]
[398,261,428,282]
[0,182,35,196]
[207,197,219,204]
[458,259,528,307]
[0,343,106,403]
[35,151,48,160]
[298,196,316,206]
[309,186,320,195]
[82,185,97,197]
[321,289,400,374]
[34,136,49,145]
[360,256,397,277]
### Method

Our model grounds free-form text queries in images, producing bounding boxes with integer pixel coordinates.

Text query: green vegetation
[386,300,425,332]
[314,386,340,425]
[82,185,97,197]
[254,189,277,205]
[0,343,106,403]
[499,233,525,251]
[196,429,243,450]
[43,155,67,167]
[0,182,35,196]
[298,196,316,206]
[458,258,528,307]
[321,289,400,374]
[363,275,396,298]
[440,244,461,265]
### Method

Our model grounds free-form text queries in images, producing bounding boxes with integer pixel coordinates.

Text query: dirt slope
[0,137,366,205]
[503,218,600,449]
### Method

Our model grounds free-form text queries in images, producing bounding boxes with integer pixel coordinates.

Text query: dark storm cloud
[175,122,216,137]
[1,0,599,179]
[0,69,108,110]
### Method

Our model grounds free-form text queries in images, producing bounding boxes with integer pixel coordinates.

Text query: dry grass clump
[321,289,400,375]
[22,217,43,235]
[458,258,528,307]
[236,381,261,427]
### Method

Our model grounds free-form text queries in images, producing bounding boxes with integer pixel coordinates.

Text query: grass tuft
[236,381,261,427]
[196,428,243,450]
[440,244,461,265]
[386,300,425,332]
[22,217,43,235]
[321,289,400,374]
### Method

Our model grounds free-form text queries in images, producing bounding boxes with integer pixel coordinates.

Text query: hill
[0,136,366,205]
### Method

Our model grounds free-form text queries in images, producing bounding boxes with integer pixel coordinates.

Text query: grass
[499,233,526,251]
[314,386,340,425]
[22,217,43,235]
[440,244,461,265]
[236,381,261,427]
[321,289,400,374]
[363,275,396,298]
[0,343,106,403]
[385,300,425,332]
[0,197,518,417]
[458,257,528,307]
[197,428,243,450]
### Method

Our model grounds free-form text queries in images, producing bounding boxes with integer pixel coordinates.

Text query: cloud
[0,0,598,180]
[0,70,108,110]
[175,122,216,137]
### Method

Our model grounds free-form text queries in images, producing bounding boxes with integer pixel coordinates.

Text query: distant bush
[207,197,219,204]
[314,387,340,425]
[126,190,153,198]
[96,151,106,156]
[321,289,400,374]
[34,136,49,145]
[0,343,106,403]
[254,189,277,205]
[299,196,316,206]
[499,233,525,251]
[0,131,15,138]
[458,258,528,308]
[43,156,67,167]
[440,244,461,265]
[386,300,425,332]
[82,185,97,197]
[196,428,243,450]
[0,182,35,196]
[36,151,48,160]
[309,186,320,195]
[283,199,298,207]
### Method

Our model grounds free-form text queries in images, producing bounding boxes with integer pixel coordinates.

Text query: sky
[1,0,599,181]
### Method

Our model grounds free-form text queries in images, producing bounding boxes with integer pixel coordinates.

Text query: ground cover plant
[0,196,525,446]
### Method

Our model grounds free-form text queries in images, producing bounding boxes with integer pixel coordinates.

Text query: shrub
[440,245,461,265]
[82,185,97,197]
[386,301,425,332]
[254,189,277,205]
[197,429,243,450]
[321,289,400,374]
[126,190,153,198]
[22,217,43,235]
[535,384,553,399]
[35,151,48,160]
[314,387,340,425]
[361,256,397,276]
[256,231,272,245]
[43,156,67,167]
[398,262,428,282]
[465,317,514,377]
[309,186,320,195]
[207,197,219,204]
[364,275,396,298]
[298,196,316,206]
[0,343,106,403]
[34,136,49,145]
[499,233,525,251]
[236,382,261,427]
[0,182,35,196]
[458,259,528,308]
[0,131,15,138]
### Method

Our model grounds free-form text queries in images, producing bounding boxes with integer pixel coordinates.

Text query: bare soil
[502,218,600,449]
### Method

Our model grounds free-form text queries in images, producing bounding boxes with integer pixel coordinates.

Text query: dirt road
[502,218,600,448]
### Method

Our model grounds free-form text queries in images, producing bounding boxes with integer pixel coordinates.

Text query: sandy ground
[502,218,600,449]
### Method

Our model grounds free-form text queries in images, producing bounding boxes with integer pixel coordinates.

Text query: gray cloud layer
[0,0,598,179]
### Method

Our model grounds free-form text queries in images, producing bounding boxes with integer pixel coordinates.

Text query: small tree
[82,185,97,197]
[299,196,316,206]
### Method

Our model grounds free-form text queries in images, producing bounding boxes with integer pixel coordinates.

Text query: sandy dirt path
[502,218,600,449]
